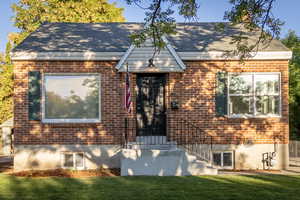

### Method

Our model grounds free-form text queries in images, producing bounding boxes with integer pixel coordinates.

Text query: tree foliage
[11,0,125,45]
[0,64,13,124]
[282,31,300,139]
[0,0,125,124]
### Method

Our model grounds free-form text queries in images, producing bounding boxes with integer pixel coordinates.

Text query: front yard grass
[0,174,299,200]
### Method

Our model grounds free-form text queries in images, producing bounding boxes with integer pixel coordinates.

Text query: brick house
[11,22,292,175]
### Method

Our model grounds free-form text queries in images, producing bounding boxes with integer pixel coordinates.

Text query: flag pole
[124,62,129,147]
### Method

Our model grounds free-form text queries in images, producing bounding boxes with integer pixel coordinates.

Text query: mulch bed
[219,169,281,174]
[9,168,120,178]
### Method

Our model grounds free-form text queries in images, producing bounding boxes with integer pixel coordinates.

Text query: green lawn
[0,174,299,200]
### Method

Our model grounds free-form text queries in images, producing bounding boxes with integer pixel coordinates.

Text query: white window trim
[227,72,282,118]
[212,151,234,169]
[42,73,101,123]
[61,152,85,170]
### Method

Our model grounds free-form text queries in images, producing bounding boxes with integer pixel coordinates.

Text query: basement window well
[61,152,85,170]
[212,151,233,169]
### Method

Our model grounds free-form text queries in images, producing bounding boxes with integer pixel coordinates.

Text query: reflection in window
[62,152,85,169]
[223,152,233,167]
[229,74,252,94]
[256,96,280,115]
[255,74,279,95]
[213,153,221,166]
[228,73,280,117]
[63,154,73,168]
[229,96,252,115]
[75,153,84,168]
[213,152,233,168]
[44,74,100,122]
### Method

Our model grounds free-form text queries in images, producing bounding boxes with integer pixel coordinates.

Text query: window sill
[42,123,99,128]
[212,165,234,170]
[42,119,101,124]
[227,114,281,119]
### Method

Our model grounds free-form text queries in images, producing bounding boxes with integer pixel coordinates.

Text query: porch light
[148,58,155,68]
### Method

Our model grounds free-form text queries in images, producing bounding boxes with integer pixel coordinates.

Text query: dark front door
[136,74,166,136]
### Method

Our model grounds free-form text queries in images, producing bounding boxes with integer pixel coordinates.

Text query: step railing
[175,119,213,163]
[122,117,213,163]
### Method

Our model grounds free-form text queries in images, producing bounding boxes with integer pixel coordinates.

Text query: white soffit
[177,51,293,60]
[11,51,292,61]
[10,51,124,61]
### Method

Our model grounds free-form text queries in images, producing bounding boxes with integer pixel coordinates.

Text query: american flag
[125,64,132,113]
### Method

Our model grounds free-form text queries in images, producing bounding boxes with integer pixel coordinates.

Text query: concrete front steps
[121,147,218,176]
[126,136,177,150]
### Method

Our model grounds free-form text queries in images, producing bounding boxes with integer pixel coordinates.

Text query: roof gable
[116,36,186,72]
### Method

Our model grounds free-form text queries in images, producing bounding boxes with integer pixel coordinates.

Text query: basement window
[62,152,85,170]
[42,74,101,123]
[212,151,233,169]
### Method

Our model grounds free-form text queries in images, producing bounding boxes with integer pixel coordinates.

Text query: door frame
[136,73,167,136]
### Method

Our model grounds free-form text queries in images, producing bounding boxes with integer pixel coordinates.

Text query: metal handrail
[122,117,213,163]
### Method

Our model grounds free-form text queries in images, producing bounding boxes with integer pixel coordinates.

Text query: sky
[0,0,300,53]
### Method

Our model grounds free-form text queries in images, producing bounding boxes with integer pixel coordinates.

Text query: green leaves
[224,0,284,59]
[125,0,199,55]
[0,0,125,123]
[126,0,284,60]
[0,64,13,124]
[11,0,125,46]
[282,31,300,139]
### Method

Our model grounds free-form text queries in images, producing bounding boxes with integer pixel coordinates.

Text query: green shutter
[215,72,228,116]
[28,71,41,120]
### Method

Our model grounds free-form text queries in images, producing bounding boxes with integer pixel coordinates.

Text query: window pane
[229,96,253,115]
[229,74,252,94]
[64,154,73,168]
[75,153,84,168]
[213,153,222,166]
[255,74,279,95]
[223,153,233,167]
[256,96,280,115]
[45,75,100,119]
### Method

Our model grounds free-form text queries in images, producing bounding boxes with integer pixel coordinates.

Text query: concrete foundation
[212,143,289,170]
[13,145,121,171]
[121,148,218,176]
[13,143,289,172]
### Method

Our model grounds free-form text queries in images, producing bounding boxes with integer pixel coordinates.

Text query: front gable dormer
[116,36,186,72]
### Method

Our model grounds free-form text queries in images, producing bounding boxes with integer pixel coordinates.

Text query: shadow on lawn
[1,174,300,200]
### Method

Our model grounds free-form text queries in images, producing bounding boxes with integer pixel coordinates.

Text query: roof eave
[11,51,293,61]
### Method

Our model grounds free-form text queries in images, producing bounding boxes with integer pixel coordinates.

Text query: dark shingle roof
[12,22,289,53]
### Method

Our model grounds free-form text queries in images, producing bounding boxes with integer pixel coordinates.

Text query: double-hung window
[42,74,101,123]
[228,73,281,117]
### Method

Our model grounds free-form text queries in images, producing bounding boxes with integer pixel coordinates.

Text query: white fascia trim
[115,45,135,70]
[177,51,293,60]
[11,51,293,61]
[11,51,124,61]
[162,36,186,70]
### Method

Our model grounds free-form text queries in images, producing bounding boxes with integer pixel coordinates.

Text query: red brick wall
[168,60,289,144]
[13,60,289,145]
